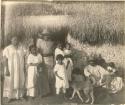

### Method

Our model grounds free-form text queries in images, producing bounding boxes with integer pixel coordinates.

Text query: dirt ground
[2,87,125,105]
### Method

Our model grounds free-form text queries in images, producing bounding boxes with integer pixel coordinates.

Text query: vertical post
[0,1,5,105]
[0,0,2,104]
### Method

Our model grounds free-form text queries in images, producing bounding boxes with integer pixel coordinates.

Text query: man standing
[36,29,55,94]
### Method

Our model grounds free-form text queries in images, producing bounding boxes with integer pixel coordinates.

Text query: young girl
[54,54,69,95]
[26,45,42,99]
[55,43,64,62]
[63,43,73,82]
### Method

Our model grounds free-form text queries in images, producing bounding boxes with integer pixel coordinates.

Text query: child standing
[63,43,73,82]
[55,43,64,61]
[26,45,42,99]
[54,54,69,95]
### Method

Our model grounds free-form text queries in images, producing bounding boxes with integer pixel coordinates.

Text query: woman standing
[26,45,42,99]
[3,36,26,102]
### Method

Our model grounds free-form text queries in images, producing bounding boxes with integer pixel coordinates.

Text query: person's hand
[59,77,63,80]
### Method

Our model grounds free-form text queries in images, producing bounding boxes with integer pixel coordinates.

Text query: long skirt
[43,56,55,93]
[37,67,50,97]
[26,66,37,97]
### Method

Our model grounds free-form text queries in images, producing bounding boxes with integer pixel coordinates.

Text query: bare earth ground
[2,86,125,105]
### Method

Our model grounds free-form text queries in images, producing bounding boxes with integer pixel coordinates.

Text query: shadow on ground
[3,87,125,105]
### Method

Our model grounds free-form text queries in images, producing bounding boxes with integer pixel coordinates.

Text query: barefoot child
[54,54,69,96]
[26,45,42,99]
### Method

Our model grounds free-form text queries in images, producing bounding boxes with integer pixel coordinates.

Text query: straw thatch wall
[2,1,125,46]
[1,2,125,71]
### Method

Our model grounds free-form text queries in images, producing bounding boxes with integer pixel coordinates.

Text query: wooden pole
[0,0,2,104]
[0,1,5,105]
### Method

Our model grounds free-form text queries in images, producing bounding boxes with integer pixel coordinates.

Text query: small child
[26,45,42,99]
[64,43,72,57]
[55,43,64,62]
[63,43,73,82]
[54,54,69,95]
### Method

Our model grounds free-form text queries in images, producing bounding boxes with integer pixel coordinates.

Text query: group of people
[2,30,74,102]
[2,29,124,103]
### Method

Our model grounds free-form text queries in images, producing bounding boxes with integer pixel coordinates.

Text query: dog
[69,74,94,104]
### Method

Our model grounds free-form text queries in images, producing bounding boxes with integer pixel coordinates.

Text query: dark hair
[29,45,37,52]
[11,36,19,41]
[56,54,64,60]
[108,62,115,68]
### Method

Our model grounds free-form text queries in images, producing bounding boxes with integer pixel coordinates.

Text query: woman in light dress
[3,36,26,102]
[63,43,73,82]
[55,43,64,61]
[26,45,42,99]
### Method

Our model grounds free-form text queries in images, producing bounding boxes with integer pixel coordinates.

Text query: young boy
[54,54,69,96]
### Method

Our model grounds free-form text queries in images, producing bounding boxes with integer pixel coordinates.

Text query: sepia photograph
[0,0,125,105]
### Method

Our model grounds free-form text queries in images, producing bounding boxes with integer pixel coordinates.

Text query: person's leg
[56,88,60,95]
[84,89,90,103]
[69,89,76,100]
[90,90,94,104]
[76,90,84,102]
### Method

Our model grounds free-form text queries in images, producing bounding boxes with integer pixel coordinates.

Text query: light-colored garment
[63,58,73,81]
[84,65,110,85]
[36,38,54,80]
[3,45,25,99]
[110,77,124,93]
[26,53,42,97]
[55,48,64,59]
[37,38,54,55]
[107,66,116,73]
[64,49,72,56]
[54,63,69,89]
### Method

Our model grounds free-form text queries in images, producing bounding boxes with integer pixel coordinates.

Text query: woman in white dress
[63,43,73,82]
[26,45,42,99]
[55,43,64,61]
[3,36,26,102]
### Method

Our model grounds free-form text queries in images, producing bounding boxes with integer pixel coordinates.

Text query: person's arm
[54,65,63,80]
[66,60,70,69]
[27,54,39,67]
[84,67,91,77]
[28,63,39,66]
[54,71,63,80]
[3,48,10,76]
[3,57,10,76]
